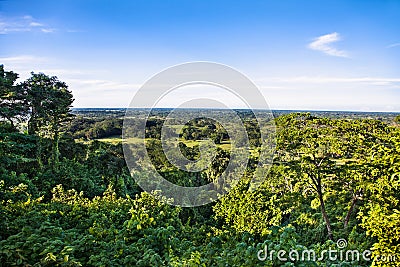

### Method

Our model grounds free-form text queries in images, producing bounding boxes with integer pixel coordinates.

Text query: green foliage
[66,117,123,140]
[395,115,400,124]
[359,128,400,266]
[0,66,399,266]
[0,123,37,174]
[21,72,74,136]
[0,65,28,128]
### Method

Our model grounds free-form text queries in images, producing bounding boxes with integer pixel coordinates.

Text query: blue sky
[1,0,400,111]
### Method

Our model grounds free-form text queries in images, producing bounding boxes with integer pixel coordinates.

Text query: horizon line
[71,107,400,114]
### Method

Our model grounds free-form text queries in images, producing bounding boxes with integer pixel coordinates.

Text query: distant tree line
[66,117,123,140]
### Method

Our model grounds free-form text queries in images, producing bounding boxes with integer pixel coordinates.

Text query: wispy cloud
[0,55,48,64]
[68,79,141,91]
[0,15,56,34]
[29,22,43,27]
[308,32,349,57]
[256,76,400,112]
[387,42,400,48]
[41,28,55,33]
[256,76,400,86]
[66,29,86,33]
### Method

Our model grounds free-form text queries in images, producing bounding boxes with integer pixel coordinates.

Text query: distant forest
[67,108,399,141]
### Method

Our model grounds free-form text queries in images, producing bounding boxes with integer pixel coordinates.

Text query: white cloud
[68,79,141,91]
[257,76,400,85]
[257,81,400,112]
[41,28,55,33]
[0,55,48,64]
[69,79,141,108]
[29,22,43,27]
[254,75,400,112]
[66,29,85,33]
[0,15,55,34]
[387,42,400,48]
[0,55,52,80]
[308,32,349,57]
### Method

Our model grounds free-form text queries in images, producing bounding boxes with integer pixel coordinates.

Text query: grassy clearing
[96,135,122,144]
[97,136,144,145]
[181,139,232,151]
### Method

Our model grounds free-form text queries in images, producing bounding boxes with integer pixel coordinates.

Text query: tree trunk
[28,113,36,135]
[5,116,15,129]
[318,190,333,240]
[52,123,60,170]
[344,196,357,228]
[36,137,43,169]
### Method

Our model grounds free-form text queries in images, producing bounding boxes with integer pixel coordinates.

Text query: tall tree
[276,113,344,240]
[22,73,74,167]
[0,65,28,128]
